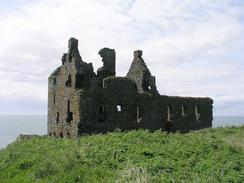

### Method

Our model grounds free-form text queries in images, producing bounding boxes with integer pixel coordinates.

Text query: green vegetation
[0,126,243,183]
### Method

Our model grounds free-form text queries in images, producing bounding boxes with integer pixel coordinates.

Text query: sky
[0,0,243,116]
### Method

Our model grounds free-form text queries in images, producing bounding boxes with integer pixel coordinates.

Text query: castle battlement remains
[48,38,213,137]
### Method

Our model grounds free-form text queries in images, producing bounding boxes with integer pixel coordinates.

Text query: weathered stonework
[48,38,213,137]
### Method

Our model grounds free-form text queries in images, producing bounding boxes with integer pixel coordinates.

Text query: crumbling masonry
[48,38,213,137]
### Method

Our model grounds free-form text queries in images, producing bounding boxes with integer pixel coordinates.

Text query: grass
[0,126,243,183]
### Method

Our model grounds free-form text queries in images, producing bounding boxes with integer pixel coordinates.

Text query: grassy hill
[0,126,243,183]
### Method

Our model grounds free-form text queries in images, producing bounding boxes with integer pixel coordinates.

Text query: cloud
[0,0,243,115]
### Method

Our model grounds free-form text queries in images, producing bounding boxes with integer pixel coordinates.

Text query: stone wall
[127,50,158,95]
[76,77,213,134]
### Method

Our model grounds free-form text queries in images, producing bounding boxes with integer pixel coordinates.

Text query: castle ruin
[48,38,213,137]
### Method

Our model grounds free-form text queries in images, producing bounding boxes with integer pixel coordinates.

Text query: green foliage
[0,126,243,183]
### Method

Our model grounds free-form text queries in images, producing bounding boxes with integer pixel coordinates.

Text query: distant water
[213,116,244,128]
[0,115,47,150]
[0,115,243,149]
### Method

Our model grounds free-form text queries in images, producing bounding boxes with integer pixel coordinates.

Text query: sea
[0,115,243,149]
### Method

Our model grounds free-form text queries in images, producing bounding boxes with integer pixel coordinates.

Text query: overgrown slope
[0,126,243,183]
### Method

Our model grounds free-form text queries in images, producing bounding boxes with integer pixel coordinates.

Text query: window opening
[53,94,56,104]
[98,106,105,122]
[53,77,56,85]
[181,105,188,116]
[66,100,73,124]
[117,105,122,112]
[137,106,142,123]
[195,106,200,121]
[56,112,59,124]
[167,106,172,121]
[65,74,72,87]
[164,121,173,132]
